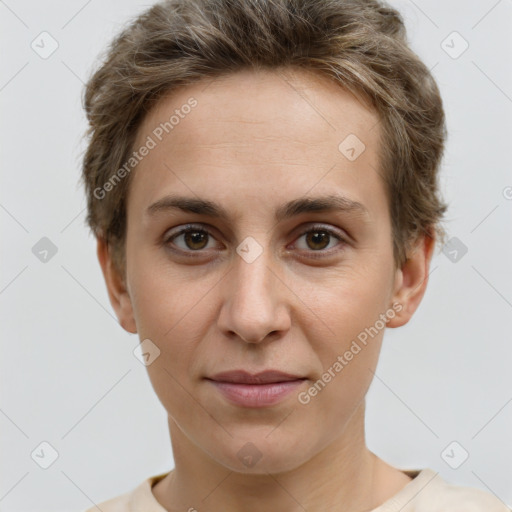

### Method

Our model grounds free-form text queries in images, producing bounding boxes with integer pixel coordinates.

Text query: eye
[164,224,220,253]
[163,223,347,258]
[293,225,346,255]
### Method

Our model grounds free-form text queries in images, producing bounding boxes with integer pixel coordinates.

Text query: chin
[209,433,316,476]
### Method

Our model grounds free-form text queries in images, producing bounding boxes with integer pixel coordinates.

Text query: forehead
[128,67,385,220]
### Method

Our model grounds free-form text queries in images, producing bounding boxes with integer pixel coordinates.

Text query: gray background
[1,0,511,510]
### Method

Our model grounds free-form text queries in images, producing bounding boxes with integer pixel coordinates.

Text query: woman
[81,0,509,510]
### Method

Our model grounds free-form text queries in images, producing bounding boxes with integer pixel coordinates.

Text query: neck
[153,402,411,512]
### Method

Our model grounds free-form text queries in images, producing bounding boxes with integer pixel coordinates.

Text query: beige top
[84,468,510,511]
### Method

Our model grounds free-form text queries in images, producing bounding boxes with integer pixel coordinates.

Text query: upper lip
[206,370,305,384]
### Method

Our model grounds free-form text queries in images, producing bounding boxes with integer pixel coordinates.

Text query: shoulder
[82,473,169,512]
[389,468,511,512]
[83,491,130,512]
[427,475,510,512]
[433,484,511,511]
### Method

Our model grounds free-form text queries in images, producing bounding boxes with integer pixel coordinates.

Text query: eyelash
[163,223,347,258]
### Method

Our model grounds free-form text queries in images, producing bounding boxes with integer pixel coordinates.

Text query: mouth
[204,370,307,407]
[205,369,306,384]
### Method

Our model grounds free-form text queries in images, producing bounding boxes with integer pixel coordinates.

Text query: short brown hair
[81,0,448,275]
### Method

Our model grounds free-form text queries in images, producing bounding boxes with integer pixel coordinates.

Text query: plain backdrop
[1,0,511,510]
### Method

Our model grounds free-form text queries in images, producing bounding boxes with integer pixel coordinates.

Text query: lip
[207,370,304,384]
[205,370,306,408]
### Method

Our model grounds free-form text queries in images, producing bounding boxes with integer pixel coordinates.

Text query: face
[101,68,428,474]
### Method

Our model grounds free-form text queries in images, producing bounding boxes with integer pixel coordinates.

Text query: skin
[97,67,435,511]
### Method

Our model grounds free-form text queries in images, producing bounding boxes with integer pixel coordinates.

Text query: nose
[216,246,291,344]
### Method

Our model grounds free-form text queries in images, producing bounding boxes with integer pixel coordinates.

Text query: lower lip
[206,379,306,407]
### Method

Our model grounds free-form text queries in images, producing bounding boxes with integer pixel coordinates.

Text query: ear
[96,237,137,334]
[386,230,436,328]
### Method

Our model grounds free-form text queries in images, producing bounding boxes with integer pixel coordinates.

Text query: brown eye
[304,231,331,250]
[165,226,216,252]
[294,226,346,254]
[182,230,209,250]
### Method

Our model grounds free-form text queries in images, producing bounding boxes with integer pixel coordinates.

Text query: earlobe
[96,237,137,334]
[386,231,436,329]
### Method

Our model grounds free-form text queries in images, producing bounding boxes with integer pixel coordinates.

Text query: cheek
[130,271,211,360]
[127,246,207,335]
[126,248,220,349]
[302,257,393,412]
[130,270,212,417]
[297,261,393,340]
[311,286,385,388]
[299,281,387,426]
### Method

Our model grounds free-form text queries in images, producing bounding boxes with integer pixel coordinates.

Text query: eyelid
[163,223,220,246]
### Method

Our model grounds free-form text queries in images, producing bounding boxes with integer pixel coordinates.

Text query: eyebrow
[146,194,369,222]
